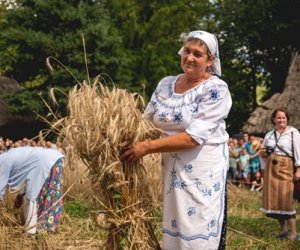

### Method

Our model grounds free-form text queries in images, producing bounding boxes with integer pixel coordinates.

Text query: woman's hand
[259,147,267,158]
[120,141,149,164]
[14,194,24,209]
[294,167,300,180]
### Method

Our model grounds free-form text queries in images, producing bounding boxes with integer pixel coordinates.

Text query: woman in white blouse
[260,108,300,241]
[121,30,232,250]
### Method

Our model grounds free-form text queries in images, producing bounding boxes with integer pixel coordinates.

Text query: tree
[104,0,213,97]
[0,0,213,114]
[213,0,300,133]
[0,0,132,115]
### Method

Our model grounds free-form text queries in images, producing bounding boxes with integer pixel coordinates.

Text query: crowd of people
[0,136,65,154]
[227,133,264,192]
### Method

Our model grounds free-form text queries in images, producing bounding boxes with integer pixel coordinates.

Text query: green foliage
[64,200,89,218]
[0,90,43,115]
[213,0,300,133]
[0,0,299,134]
[105,0,212,95]
[0,0,131,117]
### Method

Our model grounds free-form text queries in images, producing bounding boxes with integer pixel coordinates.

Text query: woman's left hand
[14,194,24,209]
[294,167,300,180]
[120,141,148,164]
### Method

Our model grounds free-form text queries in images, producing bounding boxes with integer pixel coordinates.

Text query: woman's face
[274,111,288,129]
[181,40,213,78]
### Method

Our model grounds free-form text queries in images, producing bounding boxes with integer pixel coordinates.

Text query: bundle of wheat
[54,76,161,249]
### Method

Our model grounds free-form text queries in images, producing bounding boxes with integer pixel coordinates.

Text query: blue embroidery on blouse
[187,207,196,216]
[150,101,158,113]
[210,89,220,101]
[171,219,177,228]
[158,111,169,122]
[173,111,183,123]
[213,182,221,191]
[168,82,173,97]
[194,95,202,104]
[184,163,193,173]
[187,103,198,113]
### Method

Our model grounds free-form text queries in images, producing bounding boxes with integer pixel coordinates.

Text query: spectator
[228,140,239,184]
[250,170,263,192]
[237,148,250,188]
[248,139,261,183]
[242,133,249,145]
[260,108,300,241]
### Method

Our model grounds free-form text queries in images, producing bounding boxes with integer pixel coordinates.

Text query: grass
[64,201,90,218]
[226,184,300,250]
[2,171,300,249]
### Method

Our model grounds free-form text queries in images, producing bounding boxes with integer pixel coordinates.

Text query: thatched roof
[0,76,25,126]
[0,76,24,91]
[242,52,300,135]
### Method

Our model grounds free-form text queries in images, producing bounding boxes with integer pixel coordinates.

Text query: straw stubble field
[0,153,163,250]
[2,161,300,249]
[2,79,300,249]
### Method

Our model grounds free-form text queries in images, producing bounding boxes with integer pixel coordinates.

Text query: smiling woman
[120,30,232,250]
[259,108,300,241]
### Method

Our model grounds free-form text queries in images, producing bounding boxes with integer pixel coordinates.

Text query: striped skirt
[260,153,296,216]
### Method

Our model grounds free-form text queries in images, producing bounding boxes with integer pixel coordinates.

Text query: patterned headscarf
[178,30,221,76]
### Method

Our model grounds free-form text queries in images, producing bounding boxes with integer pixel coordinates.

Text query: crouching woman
[0,146,64,234]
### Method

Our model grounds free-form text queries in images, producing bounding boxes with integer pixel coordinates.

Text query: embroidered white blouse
[262,126,300,167]
[144,74,232,144]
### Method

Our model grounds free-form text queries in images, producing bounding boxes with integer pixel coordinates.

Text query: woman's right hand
[119,141,149,164]
[259,147,267,158]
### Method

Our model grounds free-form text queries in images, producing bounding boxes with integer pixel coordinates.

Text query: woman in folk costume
[0,146,64,235]
[121,30,232,249]
[260,108,300,241]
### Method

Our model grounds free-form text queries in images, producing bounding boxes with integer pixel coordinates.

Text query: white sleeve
[0,161,10,200]
[186,81,232,144]
[293,129,300,167]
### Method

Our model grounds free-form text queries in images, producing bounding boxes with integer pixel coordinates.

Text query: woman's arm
[293,129,300,179]
[120,132,199,164]
[249,151,260,159]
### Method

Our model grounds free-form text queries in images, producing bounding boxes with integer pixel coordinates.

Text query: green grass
[227,185,300,250]
[64,200,90,218]
[60,186,300,249]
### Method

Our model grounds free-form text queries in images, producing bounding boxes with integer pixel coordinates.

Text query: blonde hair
[251,139,260,152]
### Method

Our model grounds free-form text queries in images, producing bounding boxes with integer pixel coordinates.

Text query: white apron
[162,143,228,250]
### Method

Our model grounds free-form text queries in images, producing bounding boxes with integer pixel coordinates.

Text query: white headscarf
[178,30,221,76]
